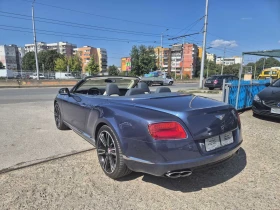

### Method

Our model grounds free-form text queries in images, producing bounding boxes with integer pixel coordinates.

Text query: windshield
[76,77,138,91]
[271,79,280,87]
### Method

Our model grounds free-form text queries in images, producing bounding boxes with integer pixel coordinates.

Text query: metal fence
[7,70,84,79]
[223,79,270,110]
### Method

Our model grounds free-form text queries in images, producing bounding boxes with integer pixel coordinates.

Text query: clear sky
[0,0,279,66]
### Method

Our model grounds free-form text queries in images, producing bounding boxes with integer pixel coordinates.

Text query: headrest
[105,83,120,96]
[138,82,150,93]
[155,87,171,93]
[125,88,145,96]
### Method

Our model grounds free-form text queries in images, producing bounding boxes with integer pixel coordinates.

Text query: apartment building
[0,44,20,70]
[154,47,171,72]
[198,47,203,59]
[181,43,198,79]
[24,42,47,53]
[47,42,77,56]
[216,56,241,65]
[97,48,107,72]
[73,46,98,72]
[171,44,182,74]
[206,53,216,62]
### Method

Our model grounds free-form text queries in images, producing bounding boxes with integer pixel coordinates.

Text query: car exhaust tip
[165,170,192,178]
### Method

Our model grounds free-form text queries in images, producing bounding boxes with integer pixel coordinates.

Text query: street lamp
[160,29,169,71]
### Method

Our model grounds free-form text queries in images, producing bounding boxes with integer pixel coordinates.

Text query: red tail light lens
[214,79,218,84]
[148,122,187,140]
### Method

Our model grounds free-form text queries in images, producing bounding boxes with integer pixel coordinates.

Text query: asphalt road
[0,82,199,104]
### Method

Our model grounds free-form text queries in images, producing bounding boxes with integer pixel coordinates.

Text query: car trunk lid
[111,94,238,140]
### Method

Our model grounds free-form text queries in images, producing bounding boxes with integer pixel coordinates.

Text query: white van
[55,72,75,79]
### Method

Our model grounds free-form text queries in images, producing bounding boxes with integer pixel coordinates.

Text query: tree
[0,61,5,69]
[55,57,67,71]
[40,50,63,71]
[22,50,63,71]
[108,65,119,76]
[130,45,157,76]
[85,56,99,75]
[22,52,36,70]
[68,55,82,71]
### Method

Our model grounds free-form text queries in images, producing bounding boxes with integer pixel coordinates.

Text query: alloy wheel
[54,104,61,127]
[97,131,117,174]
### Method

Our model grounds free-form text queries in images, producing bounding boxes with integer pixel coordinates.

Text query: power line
[18,0,183,30]
[0,24,158,43]
[173,16,205,37]
[0,11,162,37]
[0,26,158,44]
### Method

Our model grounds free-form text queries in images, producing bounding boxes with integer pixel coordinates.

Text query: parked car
[54,76,242,179]
[55,72,75,79]
[30,73,45,79]
[252,79,280,119]
[140,71,174,86]
[204,75,239,90]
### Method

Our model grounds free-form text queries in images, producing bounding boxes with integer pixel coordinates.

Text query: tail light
[213,79,218,84]
[233,109,241,127]
[148,122,187,140]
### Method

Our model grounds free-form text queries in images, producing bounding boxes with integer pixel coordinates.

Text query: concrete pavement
[1,111,279,209]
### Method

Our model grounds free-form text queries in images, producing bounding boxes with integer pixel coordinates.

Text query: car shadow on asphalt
[119,148,247,192]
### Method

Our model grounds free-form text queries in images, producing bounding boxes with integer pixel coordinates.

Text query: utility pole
[221,47,226,75]
[262,57,266,70]
[199,0,209,88]
[181,38,185,80]
[32,0,39,80]
[254,58,257,79]
[160,29,169,71]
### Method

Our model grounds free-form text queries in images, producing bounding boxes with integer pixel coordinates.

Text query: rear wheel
[209,87,214,90]
[96,125,132,179]
[54,103,69,130]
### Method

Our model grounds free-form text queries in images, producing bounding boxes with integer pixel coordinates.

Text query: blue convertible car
[54,76,242,179]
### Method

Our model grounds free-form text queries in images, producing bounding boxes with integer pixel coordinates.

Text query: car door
[62,92,90,133]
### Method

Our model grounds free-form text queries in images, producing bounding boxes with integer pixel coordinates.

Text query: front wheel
[169,81,173,85]
[96,125,132,179]
[54,103,69,130]
[208,87,214,90]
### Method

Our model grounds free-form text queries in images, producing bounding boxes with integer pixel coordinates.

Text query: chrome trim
[63,121,96,147]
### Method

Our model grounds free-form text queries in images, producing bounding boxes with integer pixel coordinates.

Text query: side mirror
[59,88,70,96]
[265,83,270,87]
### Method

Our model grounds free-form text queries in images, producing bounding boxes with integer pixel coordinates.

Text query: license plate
[205,132,234,151]
[205,136,221,151]
[206,81,211,83]
[271,108,280,114]
[220,131,234,146]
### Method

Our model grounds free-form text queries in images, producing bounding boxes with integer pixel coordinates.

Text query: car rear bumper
[123,131,243,177]
[252,101,280,119]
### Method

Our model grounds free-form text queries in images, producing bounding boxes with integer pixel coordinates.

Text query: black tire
[96,125,132,179]
[169,81,173,86]
[54,102,69,130]
[209,87,214,90]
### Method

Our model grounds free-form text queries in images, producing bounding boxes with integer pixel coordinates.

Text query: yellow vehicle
[258,67,280,79]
